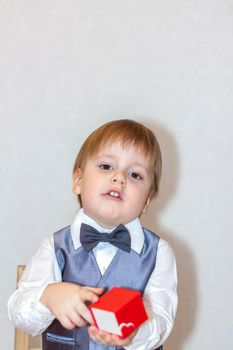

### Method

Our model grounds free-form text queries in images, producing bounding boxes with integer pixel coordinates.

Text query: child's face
[73,142,152,228]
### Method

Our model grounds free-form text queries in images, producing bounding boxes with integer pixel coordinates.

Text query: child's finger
[60,315,76,330]
[86,287,105,296]
[88,325,137,346]
[89,327,121,347]
[74,301,93,324]
[88,326,114,344]
[68,309,88,327]
[88,326,108,344]
[80,287,104,304]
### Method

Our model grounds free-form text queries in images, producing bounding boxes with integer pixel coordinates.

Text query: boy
[8,119,178,350]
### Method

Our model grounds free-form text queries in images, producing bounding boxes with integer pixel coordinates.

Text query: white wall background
[1,1,232,349]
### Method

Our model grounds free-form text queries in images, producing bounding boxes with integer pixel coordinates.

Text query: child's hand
[88,325,138,347]
[40,282,104,329]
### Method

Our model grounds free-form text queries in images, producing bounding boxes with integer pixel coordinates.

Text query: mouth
[104,190,123,200]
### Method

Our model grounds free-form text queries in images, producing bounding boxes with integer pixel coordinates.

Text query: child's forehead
[93,140,148,158]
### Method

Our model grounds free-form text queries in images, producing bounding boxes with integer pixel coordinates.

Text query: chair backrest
[14,265,42,350]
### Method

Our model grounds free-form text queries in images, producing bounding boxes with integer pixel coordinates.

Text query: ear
[72,168,83,195]
[142,195,151,213]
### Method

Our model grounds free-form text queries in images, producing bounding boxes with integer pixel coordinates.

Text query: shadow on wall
[141,119,198,350]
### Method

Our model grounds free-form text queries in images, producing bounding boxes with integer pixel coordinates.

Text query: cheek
[79,175,103,201]
[138,188,150,207]
[135,183,150,197]
[128,185,149,206]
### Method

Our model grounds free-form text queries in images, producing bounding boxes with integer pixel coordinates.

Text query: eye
[129,172,143,180]
[98,163,113,171]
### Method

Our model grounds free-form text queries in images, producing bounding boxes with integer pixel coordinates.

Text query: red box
[88,287,148,338]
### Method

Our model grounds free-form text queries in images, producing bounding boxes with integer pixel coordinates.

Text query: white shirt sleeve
[7,236,61,336]
[125,239,178,350]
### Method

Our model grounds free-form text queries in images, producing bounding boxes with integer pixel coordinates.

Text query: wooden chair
[14,265,42,350]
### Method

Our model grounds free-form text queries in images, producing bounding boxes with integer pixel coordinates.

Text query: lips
[104,189,123,200]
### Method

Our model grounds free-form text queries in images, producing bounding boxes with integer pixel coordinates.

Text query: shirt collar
[70,208,145,254]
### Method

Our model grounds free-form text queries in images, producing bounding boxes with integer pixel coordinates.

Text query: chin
[96,214,123,228]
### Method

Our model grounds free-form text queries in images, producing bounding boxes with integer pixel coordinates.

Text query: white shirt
[8,209,178,350]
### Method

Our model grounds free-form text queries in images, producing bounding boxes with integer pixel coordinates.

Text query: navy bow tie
[80,223,131,253]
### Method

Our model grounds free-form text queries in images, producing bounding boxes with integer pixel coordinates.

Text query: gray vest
[42,226,163,350]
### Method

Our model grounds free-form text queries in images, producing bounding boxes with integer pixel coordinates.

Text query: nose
[112,171,126,187]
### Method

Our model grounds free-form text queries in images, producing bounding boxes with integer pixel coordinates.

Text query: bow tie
[80,223,131,253]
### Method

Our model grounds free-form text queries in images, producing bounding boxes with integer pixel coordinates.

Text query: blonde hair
[73,119,162,199]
